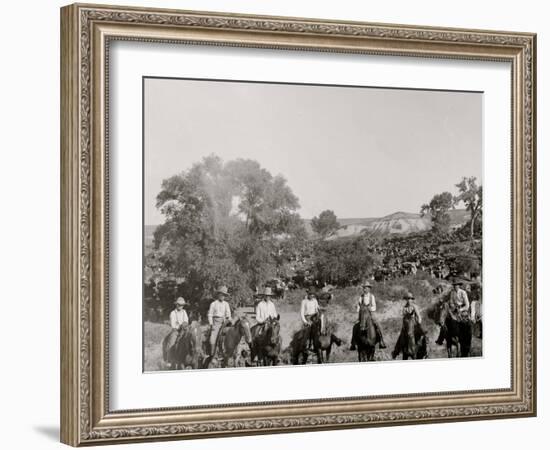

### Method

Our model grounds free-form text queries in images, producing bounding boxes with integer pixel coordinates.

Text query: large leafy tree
[454,176,482,241]
[311,209,340,239]
[225,159,301,236]
[420,192,454,235]
[152,155,305,308]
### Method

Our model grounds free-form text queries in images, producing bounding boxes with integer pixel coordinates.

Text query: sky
[144,78,482,225]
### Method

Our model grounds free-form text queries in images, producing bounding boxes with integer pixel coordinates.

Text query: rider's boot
[435,328,445,345]
[349,336,356,351]
[377,328,387,349]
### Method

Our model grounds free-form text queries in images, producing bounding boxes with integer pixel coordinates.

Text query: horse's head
[237,316,252,344]
[358,304,372,330]
[266,317,281,345]
[403,311,416,335]
[433,300,449,326]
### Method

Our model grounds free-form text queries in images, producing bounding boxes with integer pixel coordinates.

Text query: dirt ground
[143,275,482,371]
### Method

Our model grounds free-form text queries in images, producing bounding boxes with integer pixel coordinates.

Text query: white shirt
[207,299,231,325]
[300,298,319,324]
[356,292,376,312]
[255,299,278,323]
[169,308,189,330]
[450,288,469,312]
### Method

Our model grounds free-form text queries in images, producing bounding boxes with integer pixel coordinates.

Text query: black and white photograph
[143,78,483,371]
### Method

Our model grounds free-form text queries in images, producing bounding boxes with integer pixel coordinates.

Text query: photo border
[140,75,485,374]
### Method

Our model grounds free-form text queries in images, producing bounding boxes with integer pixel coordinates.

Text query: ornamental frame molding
[61,3,536,446]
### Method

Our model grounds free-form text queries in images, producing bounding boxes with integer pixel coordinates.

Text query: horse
[250,317,282,366]
[162,327,185,370]
[173,321,204,369]
[434,301,472,358]
[288,327,310,365]
[393,314,428,360]
[288,313,342,365]
[470,300,483,339]
[309,312,342,364]
[204,316,253,368]
[351,305,377,362]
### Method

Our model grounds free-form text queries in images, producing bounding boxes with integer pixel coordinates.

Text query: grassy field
[144,274,481,371]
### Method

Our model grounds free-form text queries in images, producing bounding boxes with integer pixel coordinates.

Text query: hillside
[327,209,469,239]
[145,209,470,243]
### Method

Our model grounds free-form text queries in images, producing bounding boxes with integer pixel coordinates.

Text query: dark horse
[289,312,342,365]
[393,314,428,360]
[434,301,472,357]
[204,316,253,368]
[250,317,282,366]
[351,305,377,362]
[173,321,204,369]
[310,312,342,363]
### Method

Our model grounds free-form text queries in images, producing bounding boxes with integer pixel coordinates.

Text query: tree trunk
[470,209,480,242]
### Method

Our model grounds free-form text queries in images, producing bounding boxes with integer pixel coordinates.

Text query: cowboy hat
[451,278,463,286]
[174,297,187,306]
[362,281,373,288]
[403,292,415,300]
[216,285,229,296]
[263,287,275,297]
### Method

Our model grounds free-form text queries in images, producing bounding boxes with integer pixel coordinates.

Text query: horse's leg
[461,323,473,357]
[220,354,228,368]
[316,348,323,364]
[368,347,375,361]
[325,346,331,363]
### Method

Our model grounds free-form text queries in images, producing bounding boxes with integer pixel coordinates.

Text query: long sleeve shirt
[450,288,470,313]
[356,293,376,313]
[300,298,319,324]
[207,300,231,325]
[255,300,278,323]
[169,309,189,330]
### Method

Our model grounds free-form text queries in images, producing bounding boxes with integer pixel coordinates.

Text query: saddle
[449,308,470,323]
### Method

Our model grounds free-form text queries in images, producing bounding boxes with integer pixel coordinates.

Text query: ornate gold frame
[60,3,536,446]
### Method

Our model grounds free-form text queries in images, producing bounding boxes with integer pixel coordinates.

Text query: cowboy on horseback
[162,297,189,368]
[207,285,232,357]
[435,279,469,345]
[300,289,320,350]
[350,281,387,350]
[254,287,278,337]
[391,292,426,359]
